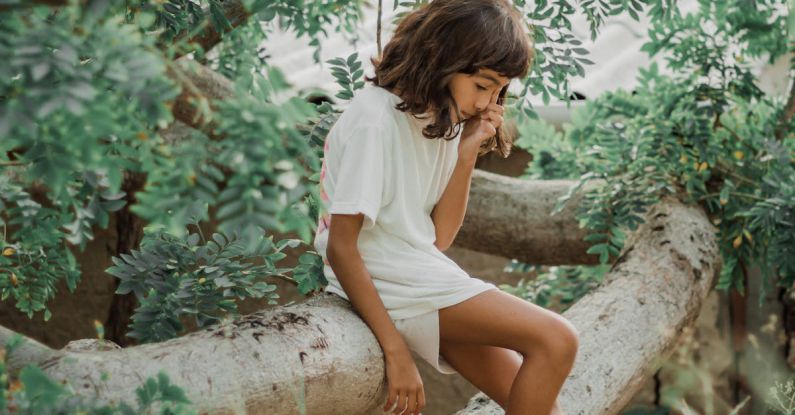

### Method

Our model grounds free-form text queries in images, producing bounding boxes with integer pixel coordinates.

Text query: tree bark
[165,57,235,139]
[456,170,602,265]
[3,175,720,414]
[103,171,147,347]
[456,195,720,415]
[4,293,388,415]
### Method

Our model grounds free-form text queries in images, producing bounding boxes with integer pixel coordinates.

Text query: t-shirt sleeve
[327,123,389,231]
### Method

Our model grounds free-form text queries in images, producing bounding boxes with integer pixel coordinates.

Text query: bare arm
[326,213,411,358]
[431,95,505,252]
[430,157,477,251]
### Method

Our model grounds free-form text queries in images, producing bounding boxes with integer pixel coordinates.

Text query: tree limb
[173,0,252,60]
[457,195,720,415]
[164,57,234,140]
[455,170,603,265]
[3,177,720,415]
[4,294,388,414]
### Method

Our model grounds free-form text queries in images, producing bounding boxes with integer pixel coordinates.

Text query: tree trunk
[457,170,602,265]
[5,293,388,415]
[457,195,720,415]
[3,174,720,414]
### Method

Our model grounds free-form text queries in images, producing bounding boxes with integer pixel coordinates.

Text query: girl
[312,1,579,414]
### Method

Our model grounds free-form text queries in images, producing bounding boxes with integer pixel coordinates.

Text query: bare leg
[551,399,565,415]
[438,289,578,414]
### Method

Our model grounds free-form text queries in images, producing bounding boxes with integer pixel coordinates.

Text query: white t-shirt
[313,84,497,321]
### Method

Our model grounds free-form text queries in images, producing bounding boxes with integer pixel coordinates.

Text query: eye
[477,84,490,91]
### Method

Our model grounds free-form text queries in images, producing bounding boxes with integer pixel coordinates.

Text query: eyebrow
[477,74,509,88]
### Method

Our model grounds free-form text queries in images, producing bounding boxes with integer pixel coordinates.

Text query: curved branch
[5,294,388,414]
[5,176,720,415]
[164,57,234,140]
[455,170,602,265]
[457,195,720,414]
[172,0,253,60]
[1,326,58,372]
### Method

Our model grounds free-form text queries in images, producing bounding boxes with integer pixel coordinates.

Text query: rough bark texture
[3,174,720,414]
[104,171,147,347]
[4,293,388,415]
[457,170,601,265]
[456,196,720,415]
[167,57,235,139]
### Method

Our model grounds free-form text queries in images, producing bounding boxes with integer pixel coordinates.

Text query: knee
[529,316,579,366]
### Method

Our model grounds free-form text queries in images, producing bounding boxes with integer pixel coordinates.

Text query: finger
[384,388,397,412]
[406,391,418,415]
[488,114,504,129]
[394,392,408,415]
[389,391,400,415]
[416,388,426,415]
[485,108,503,122]
[486,102,504,115]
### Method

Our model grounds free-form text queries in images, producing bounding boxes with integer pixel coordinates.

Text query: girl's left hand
[458,100,504,163]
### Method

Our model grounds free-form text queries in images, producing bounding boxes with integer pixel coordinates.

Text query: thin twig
[698,191,769,202]
[376,0,383,58]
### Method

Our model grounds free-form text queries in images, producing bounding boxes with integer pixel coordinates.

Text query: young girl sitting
[313,1,579,414]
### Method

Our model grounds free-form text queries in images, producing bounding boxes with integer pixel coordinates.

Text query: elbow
[434,238,451,252]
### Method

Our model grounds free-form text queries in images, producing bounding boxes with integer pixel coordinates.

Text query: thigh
[439,340,522,409]
[438,288,573,353]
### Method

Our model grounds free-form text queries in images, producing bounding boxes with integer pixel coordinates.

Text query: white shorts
[393,310,457,375]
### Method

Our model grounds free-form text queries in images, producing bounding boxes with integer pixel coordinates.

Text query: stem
[192,222,206,244]
[698,191,769,202]
[270,273,296,286]
[713,163,756,187]
[376,0,383,58]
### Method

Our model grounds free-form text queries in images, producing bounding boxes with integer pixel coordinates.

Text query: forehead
[474,69,510,87]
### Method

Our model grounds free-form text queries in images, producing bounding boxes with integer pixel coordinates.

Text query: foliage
[327,52,365,101]
[0,0,792,411]
[0,335,194,414]
[509,0,677,120]
[500,263,609,312]
[0,0,362,322]
[514,0,794,301]
[106,222,304,343]
[769,378,795,415]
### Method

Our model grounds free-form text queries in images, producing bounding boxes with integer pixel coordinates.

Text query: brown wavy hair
[365,0,533,158]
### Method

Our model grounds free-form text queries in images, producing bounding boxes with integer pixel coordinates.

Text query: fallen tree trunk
[3,179,719,414]
[4,294,388,414]
[457,195,720,415]
[456,169,601,266]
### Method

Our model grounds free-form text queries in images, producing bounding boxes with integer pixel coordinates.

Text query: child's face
[447,68,510,124]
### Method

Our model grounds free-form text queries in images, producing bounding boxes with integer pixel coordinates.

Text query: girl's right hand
[383,349,426,415]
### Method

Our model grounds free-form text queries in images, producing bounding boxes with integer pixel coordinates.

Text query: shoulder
[335,85,404,133]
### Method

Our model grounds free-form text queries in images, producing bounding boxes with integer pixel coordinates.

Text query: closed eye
[476,84,488,91]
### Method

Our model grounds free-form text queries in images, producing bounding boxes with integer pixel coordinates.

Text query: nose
[475,95,490,113]
[476,90,498,113]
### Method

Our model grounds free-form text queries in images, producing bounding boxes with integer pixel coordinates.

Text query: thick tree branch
[174,0,252,60]
[455,170,603,265]
[4,177,720,415]
[4,294,388,414]
[458,196,720,415]
[164,57,234,140]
